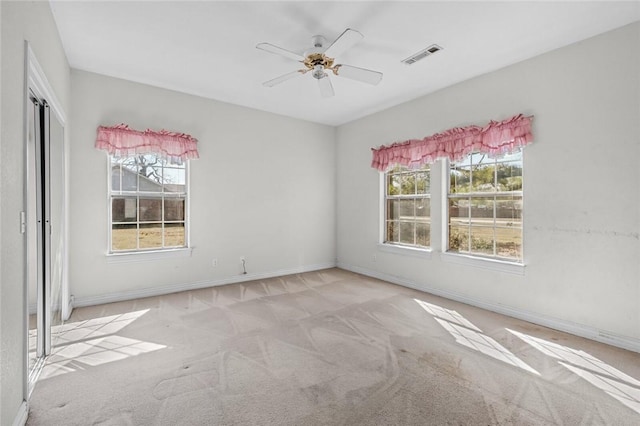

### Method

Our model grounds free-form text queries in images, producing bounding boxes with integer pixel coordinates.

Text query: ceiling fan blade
[317,76,334,98]
[323,28,363,58]
[333,64,383,85]
[263,70,305,87]
[256,43,304,62]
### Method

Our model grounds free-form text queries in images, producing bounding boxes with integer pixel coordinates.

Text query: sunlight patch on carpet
[40,309,166,379]
[415,299,539,375]
[509,328,640,414]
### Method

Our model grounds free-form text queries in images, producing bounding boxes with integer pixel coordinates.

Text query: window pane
[139,223,163,249]
[138,172,163,192]
[400,174,416,195]
[416,171,430,194]
[163,167,186,193]
[164,223,185,247]
[387,173,401,196]
[387,199,400,221]
[496,196,522,226]
[399,199,415,220]
[416,222,430,247]
[385,166,430,249]
[449,198,469,225]
[165,198,185,221]
[470,152,491,166]
[114,166,139,192]
[496,161,523,192]
[119,165,138,191]
[139,198,162,222]
[416,198,430,218]
[449,225,469,253]
[399,222,415,245]
[112,197,124,222]
[135,155,163,192]
[386,221,399,243]
[112,198,137,222]
[112,224,137,251]
[496,227,522,260]
[122,168,138,191]
[111,157,139,192]
[111,164,121,192]
[470,197,494,226]
[471,163,496,192]
[450,167,471,193]
[470,227,494,256]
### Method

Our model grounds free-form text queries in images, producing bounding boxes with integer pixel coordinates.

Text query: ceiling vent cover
[402,44,443,65]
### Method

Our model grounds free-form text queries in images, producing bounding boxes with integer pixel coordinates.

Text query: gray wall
[336,23,639,346]
[69,70,336,301]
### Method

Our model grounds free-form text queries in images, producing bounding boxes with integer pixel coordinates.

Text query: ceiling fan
[256,28,383,97]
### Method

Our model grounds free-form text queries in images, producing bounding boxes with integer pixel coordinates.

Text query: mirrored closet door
[26,92,66,387]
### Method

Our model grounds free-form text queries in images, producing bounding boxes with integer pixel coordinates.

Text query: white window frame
[106,155,191,260]
[381,165,432,253]
[443,152,525,273]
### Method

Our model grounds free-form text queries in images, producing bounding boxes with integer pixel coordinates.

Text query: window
[384,165,431,248]
[448,151,523,262]
[109,154,188,252]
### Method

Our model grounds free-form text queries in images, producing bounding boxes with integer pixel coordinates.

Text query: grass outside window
[110,154,188,252]
[448,151,523,262]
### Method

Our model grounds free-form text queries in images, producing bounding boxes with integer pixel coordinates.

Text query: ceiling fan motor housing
[304,53,334,74]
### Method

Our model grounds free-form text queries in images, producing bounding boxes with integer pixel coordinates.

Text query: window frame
[382,164,432,251]
[445,151,524,265]
[106,154,191,257]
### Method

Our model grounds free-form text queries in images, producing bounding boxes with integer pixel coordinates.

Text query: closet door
[40,101,52,354]
[25,41,69,398]
[26,95,42,375]
[27,97,55,383]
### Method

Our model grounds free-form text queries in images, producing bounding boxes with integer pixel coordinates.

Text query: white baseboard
[71,262,337,308]
[338,262,640,354]
[12,401,28,426]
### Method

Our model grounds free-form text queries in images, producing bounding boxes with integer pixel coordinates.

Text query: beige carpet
[27,268,639,425]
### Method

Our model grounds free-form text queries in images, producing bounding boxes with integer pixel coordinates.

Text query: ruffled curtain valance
[95,123,199,164]
[371,114,533,171]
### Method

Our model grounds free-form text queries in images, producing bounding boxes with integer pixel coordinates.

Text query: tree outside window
[385,165,431,248]
[110,154,187,252]
[448,151,523,261]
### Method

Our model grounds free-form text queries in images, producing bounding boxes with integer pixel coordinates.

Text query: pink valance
[95,123,199,164]
[371,114,533,171]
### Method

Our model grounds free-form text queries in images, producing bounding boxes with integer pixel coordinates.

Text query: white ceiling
[49,1,640,126]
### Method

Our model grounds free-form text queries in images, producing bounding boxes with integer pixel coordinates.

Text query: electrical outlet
[240,256,245,262]
[372,254,377,262]
[212,258,218,267]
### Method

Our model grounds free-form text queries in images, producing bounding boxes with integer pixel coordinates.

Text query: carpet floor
[27,268,640,425]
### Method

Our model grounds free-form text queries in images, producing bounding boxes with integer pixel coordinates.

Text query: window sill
[440,252,525,275]
[106,247,192,264]
[378,243,432,259]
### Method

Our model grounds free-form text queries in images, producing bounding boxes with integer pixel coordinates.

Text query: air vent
[402,44,443,65]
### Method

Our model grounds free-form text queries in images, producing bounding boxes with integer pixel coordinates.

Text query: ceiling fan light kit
[256,28,383,97]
